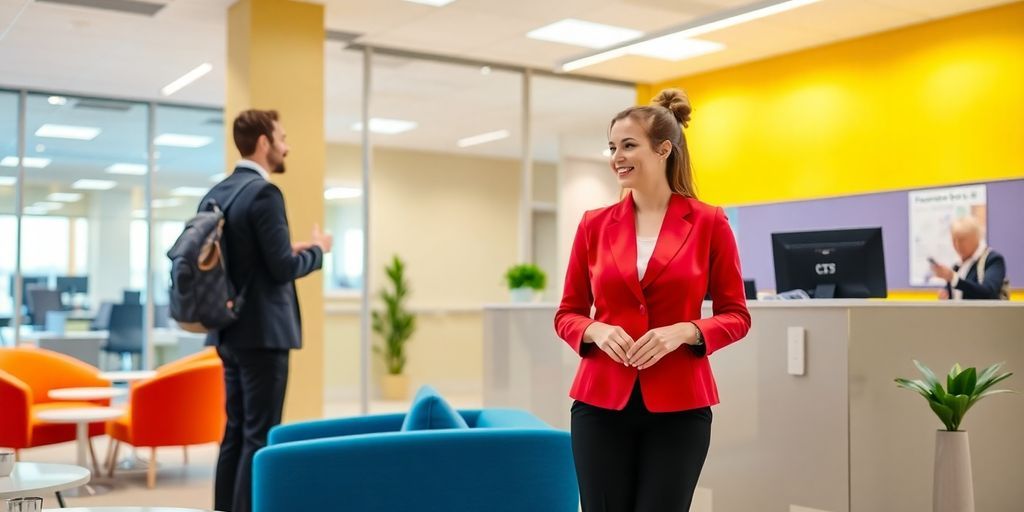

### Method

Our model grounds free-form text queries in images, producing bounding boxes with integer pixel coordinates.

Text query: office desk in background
[3,328,206,367]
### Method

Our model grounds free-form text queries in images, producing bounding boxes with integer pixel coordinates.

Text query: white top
[637,236,657,280]
[235,159,270,180]
[951,242,987,300]
[99,370,156,382]
[35,407,125,424]
[0,462,90,499]
[48,387,127,401]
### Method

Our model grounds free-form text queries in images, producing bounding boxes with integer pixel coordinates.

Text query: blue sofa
[253,408,579,512]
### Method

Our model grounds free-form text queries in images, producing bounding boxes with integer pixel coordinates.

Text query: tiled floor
[13,395,483,510]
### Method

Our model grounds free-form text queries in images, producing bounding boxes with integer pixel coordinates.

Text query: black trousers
[571,382,712,512]
[214,346,290,512]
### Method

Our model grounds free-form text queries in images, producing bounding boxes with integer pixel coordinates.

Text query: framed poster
[908,184,987,286]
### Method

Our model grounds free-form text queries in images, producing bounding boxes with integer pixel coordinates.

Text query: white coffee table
[0,462,90,507]
[98,371,156,383]
[34,407,124,497]
[48,387,127,401]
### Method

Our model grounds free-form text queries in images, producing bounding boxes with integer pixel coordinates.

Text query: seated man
[931,216,1008,300]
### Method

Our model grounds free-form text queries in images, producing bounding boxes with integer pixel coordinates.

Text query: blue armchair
[253,408,579,512]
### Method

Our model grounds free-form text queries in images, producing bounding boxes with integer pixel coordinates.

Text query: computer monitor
[123,290,142,305]
[56,276,89,295]
[772,228,887,299]
[743,279,757,300]
[9,275,47,300]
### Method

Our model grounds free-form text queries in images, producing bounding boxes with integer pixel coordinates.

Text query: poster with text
[909,184,987,286]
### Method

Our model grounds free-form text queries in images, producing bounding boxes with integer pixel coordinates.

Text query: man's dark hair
[233,109,279,156]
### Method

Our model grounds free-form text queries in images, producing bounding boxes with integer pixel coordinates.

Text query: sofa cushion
[400,385,469,431]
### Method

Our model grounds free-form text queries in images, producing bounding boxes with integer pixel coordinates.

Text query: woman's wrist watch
[690,322,705,346]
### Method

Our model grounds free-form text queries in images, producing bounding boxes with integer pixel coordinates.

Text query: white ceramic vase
[509,287,536,303]
[933,430,974,512]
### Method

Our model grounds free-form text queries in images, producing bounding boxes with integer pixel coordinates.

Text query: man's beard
[273,161,286,174]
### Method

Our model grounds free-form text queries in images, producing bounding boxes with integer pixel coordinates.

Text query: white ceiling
[0,0,1014,163]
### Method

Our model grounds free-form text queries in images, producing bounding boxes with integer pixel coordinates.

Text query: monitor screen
[9,275,47,299]
[56,276,89,295]
[772,228,887,299]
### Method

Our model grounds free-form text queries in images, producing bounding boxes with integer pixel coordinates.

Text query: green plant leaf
[929,400,956,431]
[947,363,962,391]
[941,394,969,431]
[975,362,1003,389]
[948,367,974,396]
[913,360,941,389]
[975,371,1014,396]
[895,378,935,400]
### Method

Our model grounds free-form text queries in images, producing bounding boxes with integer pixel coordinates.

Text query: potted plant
[504,263,546,303]
[372,255,416,400]
[895,360,1014,512]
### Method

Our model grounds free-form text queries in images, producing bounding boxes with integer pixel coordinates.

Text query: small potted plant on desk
[372,255,416,400]
[895,360,1014,512]
[504,263,546,303]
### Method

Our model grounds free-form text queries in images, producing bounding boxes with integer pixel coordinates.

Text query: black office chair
[91,302,114,331]
[102,303,144,371]
[27,288,63,329]
[123,290,142,305]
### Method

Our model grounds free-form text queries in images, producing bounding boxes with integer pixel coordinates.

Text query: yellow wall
[639,2,1024,207]
[322,144,557,398]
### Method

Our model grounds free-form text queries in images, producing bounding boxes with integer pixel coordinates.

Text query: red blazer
[554,192,751,412]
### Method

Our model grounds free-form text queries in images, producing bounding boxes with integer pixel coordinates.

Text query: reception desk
[483,301,1024,512]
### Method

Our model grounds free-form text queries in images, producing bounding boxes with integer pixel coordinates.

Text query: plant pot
[509,287,537,303]
[934,430,974,512]
[380,373,410,401]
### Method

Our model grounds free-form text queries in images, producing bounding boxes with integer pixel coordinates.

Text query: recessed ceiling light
[628,36,724,61]
[47,193,83,202]
[0,177,16,186]
[47,96,68,106]
[35,124,101,141]
[32,202,63,211]
[350,118,418,135]
[72,179,117,191]
[527,19,641,49]
[560,0,821,71]
[402,0,455,6]
[152,198,183,208]
[161,62,213,97]
[105,163,148,175]
[1,156,51,168]
[23,206,50,215]
[154,133,213,148]
[324,187,362,200]
[170,186,209,197]
[457,129,510,148]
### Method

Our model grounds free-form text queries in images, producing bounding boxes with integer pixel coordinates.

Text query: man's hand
[292,241,313,255]
[626,322,699,370]
[938,288,950,300]
[930,261,955,282]
[312,223,334,253]
[583,322,633,365]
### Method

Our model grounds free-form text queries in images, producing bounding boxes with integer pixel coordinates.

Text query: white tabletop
[35,407,125,424]
[98,371,156,382]
[0,462,90,499]
[48,387,127,401]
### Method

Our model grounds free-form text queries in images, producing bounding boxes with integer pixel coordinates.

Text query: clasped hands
[583,321,700,370]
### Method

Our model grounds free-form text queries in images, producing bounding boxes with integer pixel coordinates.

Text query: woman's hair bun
[651,88,692,128]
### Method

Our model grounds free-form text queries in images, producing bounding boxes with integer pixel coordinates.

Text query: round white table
[48,388,127,401]
[98,371,156,383]
[34,407,124,498]
[0,462,90,506]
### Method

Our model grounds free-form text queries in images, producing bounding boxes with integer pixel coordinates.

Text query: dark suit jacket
[945,249,1007,300]
[201,167,323,350]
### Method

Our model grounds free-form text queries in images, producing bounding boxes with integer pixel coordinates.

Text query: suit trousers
[571,380,712,512]
[214,345,290,512]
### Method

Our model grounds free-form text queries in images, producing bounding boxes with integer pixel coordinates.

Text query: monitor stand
[814,283,837,299]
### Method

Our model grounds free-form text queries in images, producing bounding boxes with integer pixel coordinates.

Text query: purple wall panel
[735,180,1023,291]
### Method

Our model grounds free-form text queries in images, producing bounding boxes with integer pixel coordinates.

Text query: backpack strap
[219,175,263,213]
[977,248,989,283]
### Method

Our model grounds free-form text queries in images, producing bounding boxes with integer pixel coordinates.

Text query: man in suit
[202,109,333,512]
[931,216,1007,300]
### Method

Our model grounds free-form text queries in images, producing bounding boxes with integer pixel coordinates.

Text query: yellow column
[226,0,325,421]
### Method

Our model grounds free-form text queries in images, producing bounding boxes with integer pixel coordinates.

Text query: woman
[554,89,751,511]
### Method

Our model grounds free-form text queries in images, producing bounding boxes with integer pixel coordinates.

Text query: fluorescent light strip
[152,198,183,208]
[72,179,117,191]
[47,193,83,202]
[560,0,820,71]
[161,63,213,97]
[628,36,725,61]
[32,202,63,211]
[170,186,209,197]
[154,133,212,148]
[1,156,51,168]
[457,129,510,148]
[106,163,148,175]
[35,124,101,140]
[527,19,642,49]
[351,118,418,135]
[324,187,362,200]
[403,0,455,5]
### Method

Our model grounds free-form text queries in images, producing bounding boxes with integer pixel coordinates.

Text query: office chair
[91,302,114,331]
[123,290,142,305]
[102,303,144,371]
[27,288,63,329]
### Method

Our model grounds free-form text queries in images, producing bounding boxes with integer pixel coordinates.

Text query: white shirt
[235,159,270,181]
[637,236,657,280]
[951,242,988,300]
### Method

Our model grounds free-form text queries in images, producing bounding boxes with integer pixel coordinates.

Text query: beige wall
[323,143,556,400]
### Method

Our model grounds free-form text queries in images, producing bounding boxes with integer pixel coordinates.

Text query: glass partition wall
[0,89,223,370]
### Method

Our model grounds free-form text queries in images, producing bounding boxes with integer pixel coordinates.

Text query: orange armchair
[156,347,219,375]
[0,347,110,458]
[107,357,225,488]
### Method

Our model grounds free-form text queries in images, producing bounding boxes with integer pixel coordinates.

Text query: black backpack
[167,177,260,333]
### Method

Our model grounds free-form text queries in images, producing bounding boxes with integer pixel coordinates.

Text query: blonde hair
[610,88,696,198]
[951,216,984,238]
